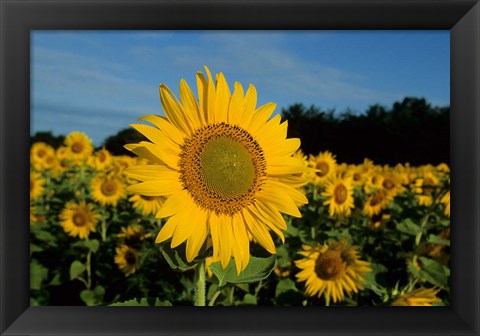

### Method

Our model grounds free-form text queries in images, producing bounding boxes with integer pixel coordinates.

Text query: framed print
[1,0,479,335]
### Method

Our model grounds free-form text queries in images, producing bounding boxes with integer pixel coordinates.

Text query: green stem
[194,260,206,306]
[208,290,222,306]
[86,251,92,290]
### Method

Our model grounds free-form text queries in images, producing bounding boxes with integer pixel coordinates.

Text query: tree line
[31,97,449,166]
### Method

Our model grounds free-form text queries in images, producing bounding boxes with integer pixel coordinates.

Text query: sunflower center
[353,173,361,181]
[334,184,348,204]
[30,180,34,192]
[125,250,137,265]
[383,178,395,189]
[315,161,329,177]
[98,152,107,162]
[37,149,46,158]
[315,250,346,281]
[370,192,384,206]
[101,180,118,196]
[72,213,87,227]
[72,142,84,153]
[179,122,266,215]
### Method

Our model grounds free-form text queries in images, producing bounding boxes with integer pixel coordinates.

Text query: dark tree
[30,131,65,149]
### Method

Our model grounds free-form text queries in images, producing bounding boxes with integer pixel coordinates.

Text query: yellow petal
[179,79,202,129]
[155,190,190,218]
[159,84,192,135]
[185,209,208,262]
[196,71,208,124]
[126,179,182,196]
[227,82,245,125]
[124,164,177,182]
[242,209,276,254]
[155,215,179,243]
[214,72,231,123]
[138,114,185,145]
[257,184,302,218]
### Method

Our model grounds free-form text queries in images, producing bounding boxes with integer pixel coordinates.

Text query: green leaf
[69,260,86,280]
[275,279,304,305]
[80,286,105,306]
[396,218,421,236]
[30,259,48,290]
[109,297,172,306]
[362,263,389,296]
[427,234,450,246]
[418,257,450,289]
[48,272,62,286]
[34,230,57,245]
[84,239,100,253]
[210,255,276,287]
[160,245,198,272]
[241,294,257,305]
[30,244,44,255]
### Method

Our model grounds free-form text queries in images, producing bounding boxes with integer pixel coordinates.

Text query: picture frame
[1,0,478,335]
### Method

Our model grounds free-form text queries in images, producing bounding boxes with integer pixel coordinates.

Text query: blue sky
[31,31,450,146]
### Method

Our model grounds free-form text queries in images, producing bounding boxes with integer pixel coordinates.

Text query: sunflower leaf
[69,260,86,280]
[160,245,197,272]
[396,218,421,236]
[275,278,304,305]
[30,259,49,290]
[84,239,100,253]
[426,234,450,246]
[210,255,276,287]
[417,257,450,289]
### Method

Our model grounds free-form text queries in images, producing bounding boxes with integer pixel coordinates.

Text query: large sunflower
[295,240,371,305]
[59,201,99,239]
[124,66,308,274]
[91,175,126,206]
[322,174,355,217]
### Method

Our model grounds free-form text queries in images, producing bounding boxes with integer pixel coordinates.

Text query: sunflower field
[30,138,450,307]
[30,68,450,307]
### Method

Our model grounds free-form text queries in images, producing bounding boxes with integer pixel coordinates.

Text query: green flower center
[179,123,266,215]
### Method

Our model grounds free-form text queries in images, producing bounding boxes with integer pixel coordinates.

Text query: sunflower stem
[194,260,206,306]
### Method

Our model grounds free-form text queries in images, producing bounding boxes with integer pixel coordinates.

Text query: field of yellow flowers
[30,131,450,307]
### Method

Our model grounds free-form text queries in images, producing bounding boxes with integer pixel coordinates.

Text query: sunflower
[441,191,450,217]
[390,287,441,306]
[117,225,151,247]
[59,201,99,239]
[309,151,337,186]
[64,132,94,161]
[295,240,371,305]
[114,244,139,277]
[124,66,308,274]
[128,193,165,216]
[92,147,112,171]
[322,175,355,217]
[30,205,37,225]
[91,175,126,206]
[363,190,391,217]
[380,172,404,198]
[30,142,55,169]
[30,172,45,201]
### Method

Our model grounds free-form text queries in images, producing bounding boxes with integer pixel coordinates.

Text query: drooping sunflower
[309,151,337,186]
[128,193,165,216]
[322,174,355,217]
[91,175,126,206]
[30,172,45,201]
[124,66,308,274]
[117,225,151,247]
[390,287,441,306]
[59,201,99,239]
[114,244,140,277]
[64,131,94,161]
[295,240,371,305]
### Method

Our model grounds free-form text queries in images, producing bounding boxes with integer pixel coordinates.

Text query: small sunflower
[309,151,337,186]
[114,244,140,277]
[64,132,94,161]
[441,191,450,217]
[363,190,391,217]
[92,147,112,171]
[295,240,371,305]
[30,172,45,201]
[91,175,126,206]
[30,205,37,225]
[117,225,151,247]
[322,175,355,217]
[390,287,441,306]
[128,194,165,216]
[380,172,404,198]
[59,201,99,239]
[30,142,55,168]
[124,66,308,274]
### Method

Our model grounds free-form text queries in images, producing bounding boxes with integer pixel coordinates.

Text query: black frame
[1,1,479,335]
